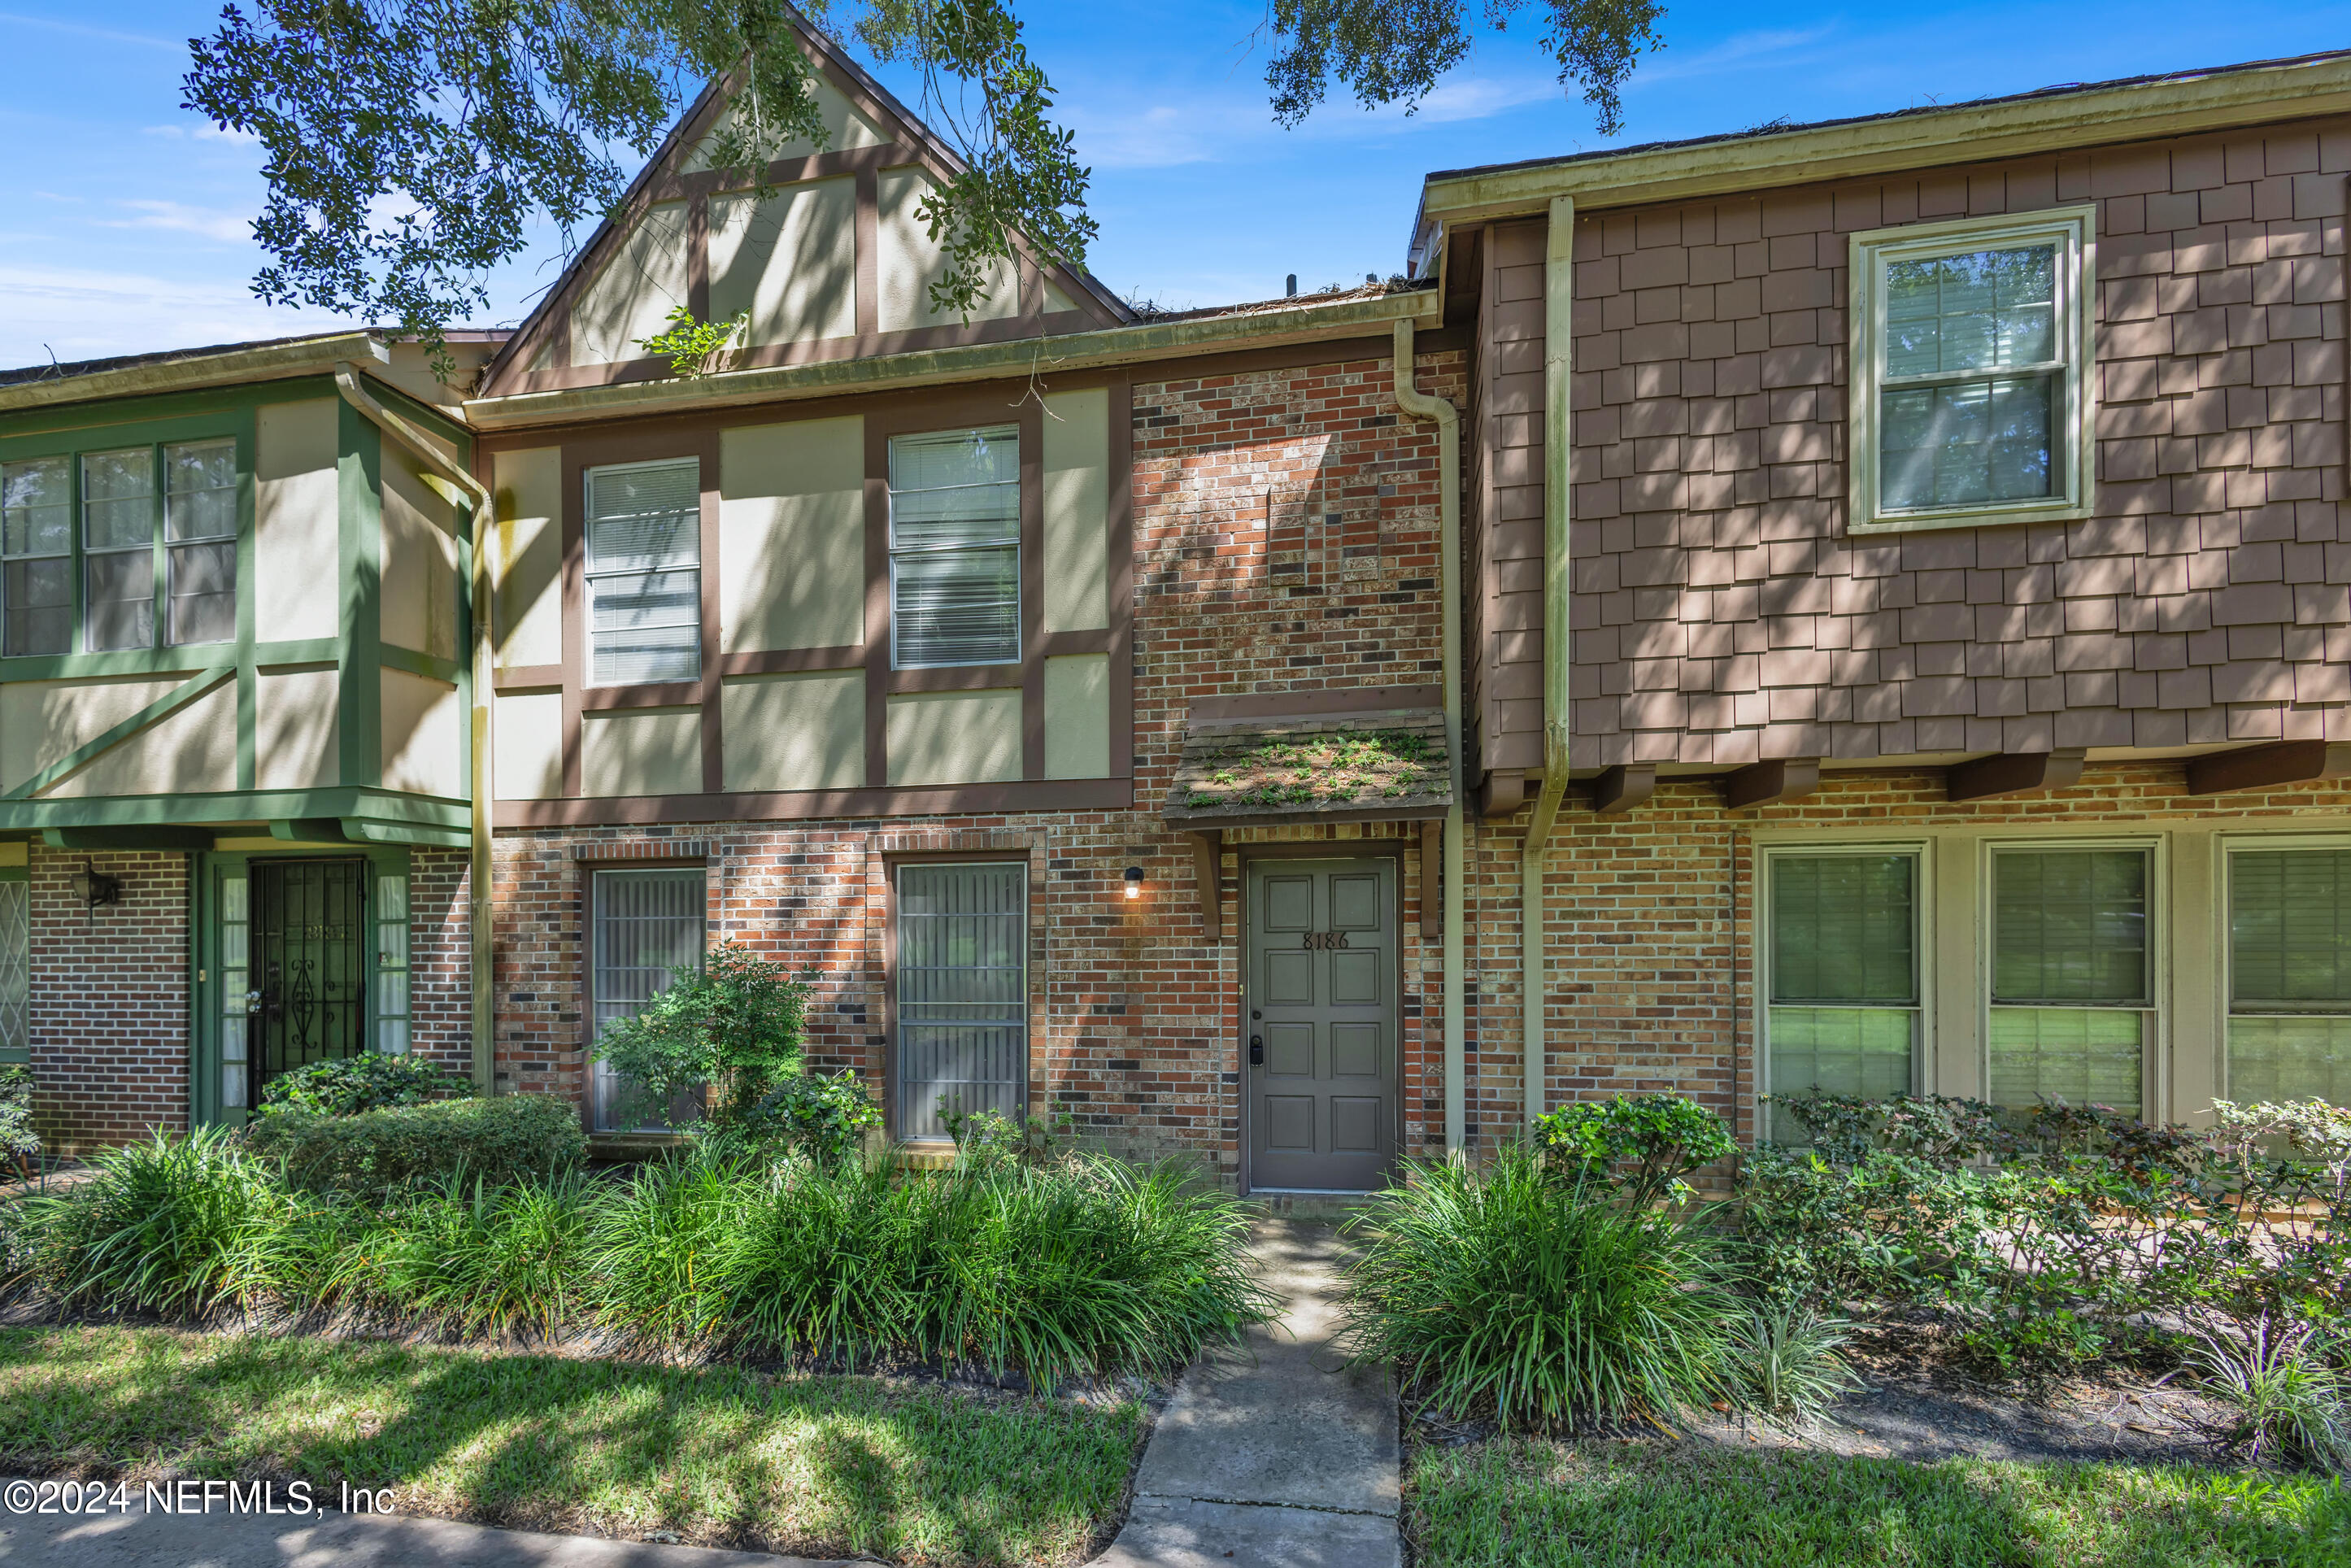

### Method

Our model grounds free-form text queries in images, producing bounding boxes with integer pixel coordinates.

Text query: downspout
[1392,320,1466,1155]
[335,364,498,1097]
[1523,197,1575,1126]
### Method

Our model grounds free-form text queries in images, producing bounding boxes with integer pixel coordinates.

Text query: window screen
[889,426,1019,668]
[586,460,701,685]
[2228,848,2351,1108]
[1879,245,2061,512]
[82,447,155,651]
[165,439,237,646]
[1989,847,2150,1118]
[1,457,70,657]
[1764,852,1919,1143]
[590,868,705,1132]
[897,861,1026,1138]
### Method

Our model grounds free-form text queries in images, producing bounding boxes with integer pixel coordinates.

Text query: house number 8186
[1300,932,1350,950]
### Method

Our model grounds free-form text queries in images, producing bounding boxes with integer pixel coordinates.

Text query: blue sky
[2,2,2349,368]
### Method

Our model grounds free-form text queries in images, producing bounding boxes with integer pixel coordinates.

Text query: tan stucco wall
[494,690,564,799]
[255,665,339,791]
[885,688,1021,786]
[254,398,341,644]
[1043,652,1110,778]
[581,707,701,797]
[381,668,463,799]
[46,677,237,798]
[719,416,865,651]
[877,166,1017,333]
[571,200,690,365]
[684,76,883,172]
[493,446,564,670]
[381,442,459,661]
[1043,387,1110,634]
[712,176,858,346]
[721,671,864,791]
[0,673,203,795]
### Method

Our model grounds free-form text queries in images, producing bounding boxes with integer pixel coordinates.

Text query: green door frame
[189,843,411,1126]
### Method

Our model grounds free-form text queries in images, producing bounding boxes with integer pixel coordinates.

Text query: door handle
[1249,1035,1264,1066]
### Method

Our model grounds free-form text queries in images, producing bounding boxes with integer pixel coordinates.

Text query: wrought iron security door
[250,860,367,1101]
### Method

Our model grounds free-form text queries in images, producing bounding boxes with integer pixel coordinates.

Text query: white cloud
[143,123,262,146]
[0,264,356,370]
[0,11,176,50]
[100,201,254,243]
[1630,27,1844,88]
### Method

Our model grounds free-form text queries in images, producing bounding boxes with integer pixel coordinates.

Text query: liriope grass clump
[3,1130,1269,1387]
[1339,1142,1738,1429]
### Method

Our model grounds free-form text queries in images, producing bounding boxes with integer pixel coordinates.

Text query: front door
[249,859,368,1104]
[1246,857,1399,1191]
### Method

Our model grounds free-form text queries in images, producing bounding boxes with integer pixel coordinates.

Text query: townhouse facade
[5,37,2349,1182]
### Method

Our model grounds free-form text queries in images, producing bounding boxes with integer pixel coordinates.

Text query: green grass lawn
[1408,1438,2351,1568]
[0,1325,1142,1566]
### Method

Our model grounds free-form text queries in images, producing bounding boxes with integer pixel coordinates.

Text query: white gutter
[0,333,389,419]
[1522,198,1575,1127]
[335,364,498,1098]
[1391,320,1466,1155]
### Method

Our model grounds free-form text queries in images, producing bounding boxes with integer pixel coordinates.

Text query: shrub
[15,1127,288,1313]
[1724,1302,1866,1428]
[938,1099,1076,1169]
[0,1064,37,1165]
[1535,1094,1736,1207]
[343,1169,602,1335]
[1339,1143,1737,1429]
[242,1093,585,1195]
[594,942,809,1133]
[712,1069,883,1165]
[2193,1318,2351,1473]
[256,1052,472,1117]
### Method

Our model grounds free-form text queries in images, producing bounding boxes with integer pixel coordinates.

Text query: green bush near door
[239,1094,586,1195]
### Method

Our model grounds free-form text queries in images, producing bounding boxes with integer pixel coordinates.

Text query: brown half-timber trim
[494,664,564,692]
[716,646,864,677]
[877,845,1041,1144]
[495,775,1132,828]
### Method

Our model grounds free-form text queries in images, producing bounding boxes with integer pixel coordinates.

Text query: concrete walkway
[0,1499,850,1566]
[1092,1220,1400,1568]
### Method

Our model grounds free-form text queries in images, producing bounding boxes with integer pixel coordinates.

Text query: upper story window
[2,438,238,657]
[1848,207,2096,535]
[889,425,1020,668]
[585,458,701,685]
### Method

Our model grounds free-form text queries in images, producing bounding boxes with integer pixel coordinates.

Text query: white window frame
[163,438,239,647]
[2218,832,2351,1105]
[886,425,1021,670]
[1848,206,2098,536]
[1757,841,1934,1137]
[1979,835,2166,1121]
[582,456,703,687]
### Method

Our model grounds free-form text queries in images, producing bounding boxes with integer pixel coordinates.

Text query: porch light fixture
[72,860,123,911]
[1123,867,1145,899]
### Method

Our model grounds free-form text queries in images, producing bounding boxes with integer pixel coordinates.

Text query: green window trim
[1846,206,2098,536]
[2226,844,2351,1108]
[1761,847,1923,1143]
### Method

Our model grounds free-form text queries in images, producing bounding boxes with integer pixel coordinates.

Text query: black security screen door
[250,860,368,1101]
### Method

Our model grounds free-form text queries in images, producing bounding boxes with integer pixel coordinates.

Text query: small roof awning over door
[1161,707,1452,832]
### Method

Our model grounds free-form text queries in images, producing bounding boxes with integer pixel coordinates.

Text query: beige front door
[1246,857,1399,1191]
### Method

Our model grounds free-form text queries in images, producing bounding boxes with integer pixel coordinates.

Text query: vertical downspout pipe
[1524,197,1576,1127]
[335,364,497,1096]
[1392,320,1466,1154]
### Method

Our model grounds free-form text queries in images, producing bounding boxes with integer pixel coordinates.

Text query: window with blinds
[586,460,702,685]
[2227,847,2351,1108]
[590,867,707,1132]
[2,457,70,657]
[1764,852,1921,1143]
[888,426,1020,669]
[1988,847,2151,1119]
[896,861,1026,1139]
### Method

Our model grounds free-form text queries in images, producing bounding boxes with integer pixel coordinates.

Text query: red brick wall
[491,349,1463,1177]
[1556,115,2351,769]
[1460,763,2351,1159]
[25,847,190,1154]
